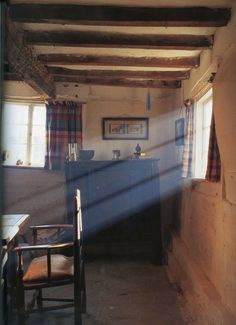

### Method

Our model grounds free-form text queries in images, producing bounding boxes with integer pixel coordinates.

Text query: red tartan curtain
[205,113,221,182]
[45,101,82,170]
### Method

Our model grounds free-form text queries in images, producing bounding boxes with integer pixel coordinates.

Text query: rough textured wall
[180,180,223,281]
[185,48,236,317]
[81,86,181,234]
[56,83,181,233]
[2,167,67,226]
[172,13,236,320]
[2,83,180,240]
[212,48,236,314]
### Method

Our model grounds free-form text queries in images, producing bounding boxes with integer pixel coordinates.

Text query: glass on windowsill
[68,143,78,161]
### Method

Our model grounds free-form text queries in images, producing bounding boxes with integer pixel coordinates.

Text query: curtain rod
[4,97,87,105]
[3,96,45,104]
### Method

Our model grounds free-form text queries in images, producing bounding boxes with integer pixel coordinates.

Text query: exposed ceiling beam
[52,76,181,88]
[6,15,55,98]
[47,66,190,80]
[5,69,181,88]
[3,72,182,88]
[38,54,200,69]
[9,4,231,27]
[25,31,213,50]
[4,72,21,81]
[4,65,187,85]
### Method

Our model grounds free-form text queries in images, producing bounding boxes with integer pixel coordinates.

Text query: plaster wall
[56,84,182,229]
[2,167,67,226]
[168,3,236,320]
[3,80,180,233]
[52,82,182,226]
[82,87,177,168]
[3,80,41,99]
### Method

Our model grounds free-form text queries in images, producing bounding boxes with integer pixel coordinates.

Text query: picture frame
[102,117,149,140]
[175,118,185,146]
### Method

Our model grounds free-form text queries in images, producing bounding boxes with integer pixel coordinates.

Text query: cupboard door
[87,167,133,238]
[65,160,161,245]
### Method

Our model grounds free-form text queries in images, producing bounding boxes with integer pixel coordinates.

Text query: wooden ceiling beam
[38,54,200,69]
[4,63,182,88]
[53,76,181,88]
[6,15,55,98]
[4,72,21,81]
[47,66,190,80]
[26,31,213,50]
[4,72,182,88]
[10,4,231,27]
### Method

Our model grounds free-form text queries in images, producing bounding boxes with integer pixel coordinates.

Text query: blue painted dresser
[65,159,162,263]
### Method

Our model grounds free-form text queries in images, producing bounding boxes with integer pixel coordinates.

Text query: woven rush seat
[23,254,74,283]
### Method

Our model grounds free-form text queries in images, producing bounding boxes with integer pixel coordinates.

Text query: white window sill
[2,165,45,170]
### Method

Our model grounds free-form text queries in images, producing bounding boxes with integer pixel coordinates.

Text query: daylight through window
[194,89,213,178]
[1,102,46,167]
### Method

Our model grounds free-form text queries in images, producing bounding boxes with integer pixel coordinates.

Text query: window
[194,89,213,178]
[1,102,46,167]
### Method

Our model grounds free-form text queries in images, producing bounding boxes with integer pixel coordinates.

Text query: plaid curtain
[45,101,82,170]
[182,103,194,177]
[205,113,221,182]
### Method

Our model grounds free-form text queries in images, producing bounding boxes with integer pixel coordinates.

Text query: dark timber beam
[4,72,21,81]
[6,15,55,98]
[47,66,190,80]
[9,4,231,27]
[53,76,181,88]
[38,54,200,69]
[26,31,213,50]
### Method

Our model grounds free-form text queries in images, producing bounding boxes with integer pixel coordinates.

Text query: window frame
[2,101,46,168]
[193,88,213,179]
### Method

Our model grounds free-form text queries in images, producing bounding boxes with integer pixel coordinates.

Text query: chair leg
[36,289,43,309]
[81,291,86,314]
[74,278,82,325]
[74,308,82,325]
[74,294,82,325]
[81,266,86,313]
[15,266,26,325]
[16,283,26,324]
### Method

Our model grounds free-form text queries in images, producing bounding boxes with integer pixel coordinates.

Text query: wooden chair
[12,189,86,324]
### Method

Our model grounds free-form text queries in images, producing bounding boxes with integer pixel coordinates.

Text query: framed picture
[175,118,185,146]
[102,117,149,140]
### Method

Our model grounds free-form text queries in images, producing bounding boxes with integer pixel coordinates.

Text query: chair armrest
[29,224,73,230]
[29,224,74,246]
[13,242,74,253]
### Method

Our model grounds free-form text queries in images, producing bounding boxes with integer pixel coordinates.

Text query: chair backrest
[13,187,86,323]
[73,188,85,298]
[74,189,83,241]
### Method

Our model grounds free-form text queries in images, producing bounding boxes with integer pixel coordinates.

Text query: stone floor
[8,258,187,325]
